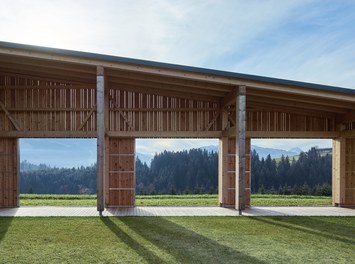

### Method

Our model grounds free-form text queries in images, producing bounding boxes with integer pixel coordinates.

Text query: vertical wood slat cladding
[345,139,355,205]
[0,138,18,207]
[108,89,220,133]
[219,137,251,207]
[332,137,355,206]
[247,111,333,132]
[0,74,96,133]
[107,138,135,207]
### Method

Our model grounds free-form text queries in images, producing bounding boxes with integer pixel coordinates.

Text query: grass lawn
[251,194,332,206]
[0,216,354,263]
[20,194,332,206]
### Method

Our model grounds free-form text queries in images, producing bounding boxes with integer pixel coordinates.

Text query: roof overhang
[1,41,355,118]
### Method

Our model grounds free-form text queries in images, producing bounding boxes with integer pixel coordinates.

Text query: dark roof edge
[1,40,354,95]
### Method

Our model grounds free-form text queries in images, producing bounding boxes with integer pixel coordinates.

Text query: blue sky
[2,1,354,166]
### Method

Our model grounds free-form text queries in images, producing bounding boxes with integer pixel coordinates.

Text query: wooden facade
[0,138,19,207]
[0,41,355,211]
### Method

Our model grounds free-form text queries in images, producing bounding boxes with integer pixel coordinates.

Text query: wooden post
[16,138,20,207]
[97,66,105,214]
[218,137,227,206]
[235,86,246,214]
[333,137,355,207]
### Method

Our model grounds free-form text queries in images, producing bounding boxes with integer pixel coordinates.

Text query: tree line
[251,148,332,196]
[20,147,332,196]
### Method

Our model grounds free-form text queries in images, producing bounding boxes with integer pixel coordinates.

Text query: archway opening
[250,138,332,207]
[135,138,219,206]
[19,138,97,206]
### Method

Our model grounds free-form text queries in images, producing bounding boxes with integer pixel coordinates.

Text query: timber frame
[0,41,355,212]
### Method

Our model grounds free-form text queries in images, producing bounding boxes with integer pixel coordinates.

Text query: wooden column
[107,138,136,207]
[219,137,251,207]
[218,137,235,207]
[333,137,355,206]
[235,86,246,212]
[0,138,19,207]
[97,66,105,213]
[245,138,251,207]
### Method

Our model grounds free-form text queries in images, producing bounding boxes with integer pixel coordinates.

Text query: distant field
[19,194,332,206]
[0,216,354,263]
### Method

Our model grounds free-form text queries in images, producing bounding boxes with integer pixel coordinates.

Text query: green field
[19,194,332,206]
[0,216,354,263]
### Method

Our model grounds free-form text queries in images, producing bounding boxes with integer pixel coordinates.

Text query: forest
[20,147,332,196]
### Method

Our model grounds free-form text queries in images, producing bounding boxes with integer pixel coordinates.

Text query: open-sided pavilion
[0,41,354,213]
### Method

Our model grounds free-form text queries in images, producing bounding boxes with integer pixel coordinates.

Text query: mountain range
[20,138,304,168]
[137,145,303,165]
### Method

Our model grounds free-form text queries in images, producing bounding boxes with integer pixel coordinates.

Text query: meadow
[19,193,332,206]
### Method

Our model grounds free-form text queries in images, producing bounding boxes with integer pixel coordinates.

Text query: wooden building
[0,41,354,213]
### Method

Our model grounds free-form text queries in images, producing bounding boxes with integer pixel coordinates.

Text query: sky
[2,0,355,166]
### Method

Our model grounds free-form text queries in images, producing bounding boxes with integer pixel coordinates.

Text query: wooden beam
[0,101,22,131]
[0,71,85,86]
[109,82,219,102]
[77,107,96,131]
[248,95,348,115]
[247,88,355,110]
[247,131,339,138]
[340,130,355,138]
[118,111,135,131]
[107,69,232,91]
[0,54,96,74]
[0,61,94,82]
[4,108,95,112]
[107,131,222,138]
[96,66,105,214]
[109,75,230,95]
[0,67,94,85]
[0,85,95,90]
[248,102,336,119]
[108,83,217,102]
[205,111,220,131]
[0,131,96,138]
[235,85,246,213]
[221,87,238,107]
[110,107,219,112]
[336,111,355,124]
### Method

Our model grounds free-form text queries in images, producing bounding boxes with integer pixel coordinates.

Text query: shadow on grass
[253,217,355,246]
[117,217,266,264]
[101,217,166,264]
[0,217,13,243]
